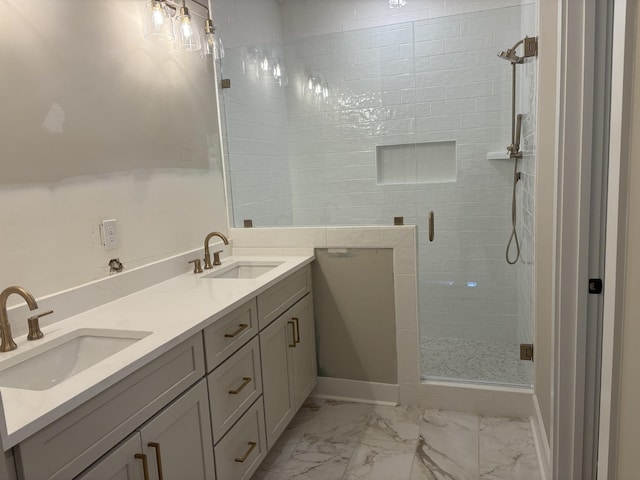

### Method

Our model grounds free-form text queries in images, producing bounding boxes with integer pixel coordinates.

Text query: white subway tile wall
[219,0,537,386]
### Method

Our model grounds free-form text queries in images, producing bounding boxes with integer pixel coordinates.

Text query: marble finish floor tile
[421,336,532,386]
[479,416,540,479]
[343,437,417,480]
[410,410,478,480]
[362,405,422,444]
[252,399,541,480]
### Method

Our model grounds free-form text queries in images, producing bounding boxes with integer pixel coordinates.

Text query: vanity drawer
[208,337,263,443]
[257,265,311,330]
[203,298,258,372]
[16,334,205,480]
[214,399,267,480]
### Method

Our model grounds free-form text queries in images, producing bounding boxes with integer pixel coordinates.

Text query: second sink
[202,261,283,279]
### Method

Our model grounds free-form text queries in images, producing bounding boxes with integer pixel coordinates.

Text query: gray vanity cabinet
[75,435,143,480]
[289,295,317,411]
[76,380,215,480]
[9,263,316,480]
[260,293,316,450]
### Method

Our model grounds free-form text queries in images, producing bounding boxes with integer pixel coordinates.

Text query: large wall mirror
[3,0,219,184]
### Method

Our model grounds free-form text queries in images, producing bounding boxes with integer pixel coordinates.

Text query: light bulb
[260,55,270,72]
[314,82,322,95]
[307,77,315,91]
[322,83,329,99]
[143,0,174,42]
[152,5,165,27]
[388,0,407,7]
[181,18,193,38]
[273,62,282,79]
[174,7,202,52]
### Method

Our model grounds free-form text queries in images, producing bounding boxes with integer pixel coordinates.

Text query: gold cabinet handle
[234,441,257,463]
[288,321,297,347]
[225,323,249,338]
[292,317,301,344]
[135,453,150,480]
[228,377,252,395]
[428,211,435,242]
[148,442,164,480]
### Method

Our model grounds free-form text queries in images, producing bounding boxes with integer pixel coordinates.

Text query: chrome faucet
[204,232,229,269]
[0,286,39,352]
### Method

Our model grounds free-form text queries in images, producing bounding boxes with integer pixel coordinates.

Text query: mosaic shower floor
[420,337,532,386]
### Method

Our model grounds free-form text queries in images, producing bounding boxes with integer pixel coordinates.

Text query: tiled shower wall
[280,6,535,345]
[217,0,538,384]
[216,0,293,226]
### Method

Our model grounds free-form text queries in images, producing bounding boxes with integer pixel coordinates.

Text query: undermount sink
[0,328,151,391]
[202,261,284,279]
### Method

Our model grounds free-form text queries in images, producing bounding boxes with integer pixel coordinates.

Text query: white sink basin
[0,328,151,391]
[202,261,284,279]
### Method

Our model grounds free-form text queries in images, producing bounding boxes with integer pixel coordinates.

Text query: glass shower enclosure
[218,3,537,387]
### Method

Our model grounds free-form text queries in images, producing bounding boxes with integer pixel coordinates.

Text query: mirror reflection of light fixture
[388,0,407,7]
[142,0,224,58]
[143,0,174,42]
[306,72,330,103]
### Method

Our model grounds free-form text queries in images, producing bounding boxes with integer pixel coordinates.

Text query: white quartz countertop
[0,254,314,449]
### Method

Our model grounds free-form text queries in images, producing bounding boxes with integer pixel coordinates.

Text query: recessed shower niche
[376,141,457,185]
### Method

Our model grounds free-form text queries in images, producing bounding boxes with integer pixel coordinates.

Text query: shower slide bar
[496,36,538,265]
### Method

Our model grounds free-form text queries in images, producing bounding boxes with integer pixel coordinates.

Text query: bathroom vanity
[0,255,315,480]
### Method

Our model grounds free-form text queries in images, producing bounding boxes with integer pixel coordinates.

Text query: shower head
[497,49,523,64]
[497,38,525,64]
[497,37,540,64]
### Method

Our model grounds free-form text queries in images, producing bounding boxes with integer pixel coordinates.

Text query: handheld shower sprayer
[508,114,523,159]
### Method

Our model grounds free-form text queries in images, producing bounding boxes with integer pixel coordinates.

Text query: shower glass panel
[220,4,536,387]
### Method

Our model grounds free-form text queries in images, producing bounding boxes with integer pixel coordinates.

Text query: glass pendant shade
[143,0,174,42]
[203,19,225,59]
[174,7,202,52]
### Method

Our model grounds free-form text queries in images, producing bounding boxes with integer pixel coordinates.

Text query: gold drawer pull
[228,377,252,395]
[288,321,296,347]
[292,317,300,344]
[234,441,257,463]
[225,323,249,338]
[135,453,150,480]
[148,442,164,480]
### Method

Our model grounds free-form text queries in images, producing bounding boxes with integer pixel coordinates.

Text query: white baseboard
[531,394,552,480]
[312,377,399,406]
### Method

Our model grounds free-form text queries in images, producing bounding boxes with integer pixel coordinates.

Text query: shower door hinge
[520,344,534,361]
[523,36,538,58]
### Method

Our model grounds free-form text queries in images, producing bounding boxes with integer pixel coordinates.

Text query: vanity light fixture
[174,1,202,51]
[143,0,174,42]
[204,18,225,59]
[142,0,223,57]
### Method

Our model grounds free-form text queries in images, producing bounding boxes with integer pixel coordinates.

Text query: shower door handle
[428,211,435,242]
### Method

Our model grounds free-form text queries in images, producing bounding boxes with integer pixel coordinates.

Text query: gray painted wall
[312,248,397,384]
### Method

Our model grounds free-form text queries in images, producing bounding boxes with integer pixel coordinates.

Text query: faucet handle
[188,259,203,274]
[27,310,53,341]
[213,250,224,266]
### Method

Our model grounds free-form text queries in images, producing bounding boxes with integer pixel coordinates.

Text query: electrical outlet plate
[100,219,118,250]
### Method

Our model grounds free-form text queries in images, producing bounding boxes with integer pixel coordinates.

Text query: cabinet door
[75,434,144,480]
[290,294,317,410]
[260,313,296,449]
[139,380,216,480]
